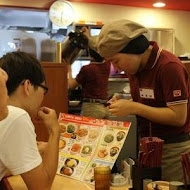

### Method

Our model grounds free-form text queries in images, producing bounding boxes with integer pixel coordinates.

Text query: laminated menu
[57,113,131,184]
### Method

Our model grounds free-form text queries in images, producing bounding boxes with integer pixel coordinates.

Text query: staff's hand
[67,64,72,72]
[81,26,91,40]
[107,94,120,104]
[109,99,135,117]
[37,107,59,133]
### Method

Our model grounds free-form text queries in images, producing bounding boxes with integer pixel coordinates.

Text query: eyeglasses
[37,84,48,95]
[20,80,48,95]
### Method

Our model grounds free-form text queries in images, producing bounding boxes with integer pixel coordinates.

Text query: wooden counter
[2,175,128,190]
[33,62,68,141]
[41,62,68,115]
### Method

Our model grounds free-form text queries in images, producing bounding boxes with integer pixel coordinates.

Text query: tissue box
[131,165,161,190]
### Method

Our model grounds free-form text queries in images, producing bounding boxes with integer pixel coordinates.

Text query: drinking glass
[94,166,111,190]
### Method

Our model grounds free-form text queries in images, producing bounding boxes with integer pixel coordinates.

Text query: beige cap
[89,19,148,57]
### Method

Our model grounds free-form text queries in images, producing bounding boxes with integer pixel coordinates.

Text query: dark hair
[0,52,45,95]
[89,48,104,62]
[119,35,149,54]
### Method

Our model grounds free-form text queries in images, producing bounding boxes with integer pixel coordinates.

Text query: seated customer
[0,52,60,190]
[0,68,8,120]
[68,48,110,119]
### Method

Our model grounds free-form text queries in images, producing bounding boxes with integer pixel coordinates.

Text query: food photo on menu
[56,113,131,184]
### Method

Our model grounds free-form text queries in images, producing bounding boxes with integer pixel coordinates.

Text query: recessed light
[153,2,166,8]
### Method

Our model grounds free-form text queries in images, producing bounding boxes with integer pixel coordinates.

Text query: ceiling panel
[72,0,190,11]
[0,0,190,11]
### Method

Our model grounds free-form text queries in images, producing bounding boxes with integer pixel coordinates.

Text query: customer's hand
[37,107,59,133]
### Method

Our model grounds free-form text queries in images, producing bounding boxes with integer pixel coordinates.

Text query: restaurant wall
[0,30,49,59]
[72,2,190,57]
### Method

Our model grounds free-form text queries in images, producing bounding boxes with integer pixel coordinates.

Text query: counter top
[108,78,129,82]
[182,60,190,63]
[2,175,128,190]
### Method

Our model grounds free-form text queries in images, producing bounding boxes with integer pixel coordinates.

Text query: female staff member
[83,19,190,182]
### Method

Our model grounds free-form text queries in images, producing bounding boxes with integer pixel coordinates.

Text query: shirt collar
[142,41,160,71]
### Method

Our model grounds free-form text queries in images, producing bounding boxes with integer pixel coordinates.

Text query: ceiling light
[153,2,166,8]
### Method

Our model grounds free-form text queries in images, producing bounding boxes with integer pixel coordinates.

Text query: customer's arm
[21,107,60,190]
[37,141,47,158]
[68,64,79,89]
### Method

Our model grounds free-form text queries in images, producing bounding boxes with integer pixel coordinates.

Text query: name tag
[139,88,155,99]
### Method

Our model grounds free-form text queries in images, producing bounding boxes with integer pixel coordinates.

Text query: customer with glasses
[0,52,60,190]
[0,68,8,121]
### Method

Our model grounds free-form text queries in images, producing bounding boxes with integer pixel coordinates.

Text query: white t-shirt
[0,106,42,180]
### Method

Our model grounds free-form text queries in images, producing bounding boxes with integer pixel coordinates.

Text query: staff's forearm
[134,102,186,127]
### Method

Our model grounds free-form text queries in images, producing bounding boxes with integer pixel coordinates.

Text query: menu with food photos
[57,113,131,184]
